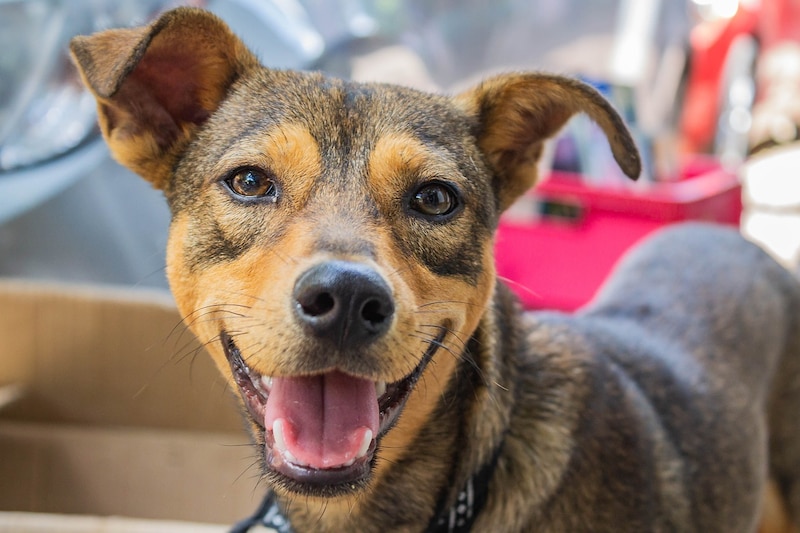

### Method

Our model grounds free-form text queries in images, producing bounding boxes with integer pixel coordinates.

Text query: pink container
[494,159,742,311]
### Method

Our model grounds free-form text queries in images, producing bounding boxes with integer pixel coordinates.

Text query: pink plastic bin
[494,159,742,312]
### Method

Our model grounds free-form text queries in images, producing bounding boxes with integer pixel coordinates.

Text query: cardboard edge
[0,511,233,533]
[0,279,176,311]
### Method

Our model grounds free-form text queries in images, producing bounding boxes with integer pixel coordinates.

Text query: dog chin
[220,329,445,496]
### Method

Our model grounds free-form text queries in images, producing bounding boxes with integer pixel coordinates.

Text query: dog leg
[767,306,800,532]
[759,479,799,533]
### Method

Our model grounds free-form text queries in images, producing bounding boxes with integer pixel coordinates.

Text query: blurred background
[1,0,799,309]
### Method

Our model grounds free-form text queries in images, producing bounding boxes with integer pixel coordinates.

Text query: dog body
[71,8,800,532]
[496,224,800,532]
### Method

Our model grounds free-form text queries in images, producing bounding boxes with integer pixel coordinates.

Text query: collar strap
[229,491,290,533]
[425,443,502,533]
[231,447,502,533]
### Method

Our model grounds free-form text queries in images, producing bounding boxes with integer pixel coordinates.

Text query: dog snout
[293,261,395,348]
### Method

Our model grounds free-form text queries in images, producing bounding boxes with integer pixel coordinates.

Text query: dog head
[71,7,639,499]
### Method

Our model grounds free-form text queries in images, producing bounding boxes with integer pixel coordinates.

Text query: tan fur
[214,123,323,204]
[72,8,800,533]
[761,480,799,533]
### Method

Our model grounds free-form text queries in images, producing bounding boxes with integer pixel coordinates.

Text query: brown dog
[71,8,800,532]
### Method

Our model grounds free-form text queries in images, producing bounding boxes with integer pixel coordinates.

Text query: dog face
[165,75,504,495]
[71,8,639,500]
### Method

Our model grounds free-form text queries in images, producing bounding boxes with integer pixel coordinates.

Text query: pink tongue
[264,371,379,469]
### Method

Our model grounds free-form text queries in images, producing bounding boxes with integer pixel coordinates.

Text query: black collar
[229,448,501,533]
[424,445,502,533]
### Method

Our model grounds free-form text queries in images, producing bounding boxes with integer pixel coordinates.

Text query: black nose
[293,261,395,349]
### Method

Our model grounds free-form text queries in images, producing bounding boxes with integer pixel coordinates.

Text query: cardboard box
[0,280,272,531]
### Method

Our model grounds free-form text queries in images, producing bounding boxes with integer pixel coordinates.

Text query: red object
[494,160,742,312]
[759,0,800,50]
[680,0,800,154]
[680,4,760,154]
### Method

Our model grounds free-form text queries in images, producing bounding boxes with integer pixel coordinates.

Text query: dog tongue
[264,371,379,469]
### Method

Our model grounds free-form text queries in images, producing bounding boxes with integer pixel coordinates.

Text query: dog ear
[70,7,258,190]
[454,73,641,211]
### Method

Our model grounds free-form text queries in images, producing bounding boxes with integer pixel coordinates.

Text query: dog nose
[293,261,395,348]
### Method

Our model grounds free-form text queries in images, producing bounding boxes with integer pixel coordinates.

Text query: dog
[70,8,800,532]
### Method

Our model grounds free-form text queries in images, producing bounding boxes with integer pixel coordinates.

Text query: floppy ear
[70,7,258,190]
[454,73,641,211]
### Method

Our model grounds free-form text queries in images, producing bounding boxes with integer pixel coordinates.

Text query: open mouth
[221,327,446,494]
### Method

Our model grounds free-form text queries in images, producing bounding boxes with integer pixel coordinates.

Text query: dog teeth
[272,419,305,466]
[285,450,303,465]
[375,381,386,398]
[272,419,288,452]
[260,375,273,391]
[356,429,373,459]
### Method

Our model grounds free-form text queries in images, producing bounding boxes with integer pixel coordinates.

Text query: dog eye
[409,182,459,218]
[225,168,277,199]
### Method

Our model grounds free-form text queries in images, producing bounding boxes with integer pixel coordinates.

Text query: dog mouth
[221,328,446,494]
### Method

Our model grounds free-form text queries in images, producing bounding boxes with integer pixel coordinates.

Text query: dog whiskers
[206,287,268,304]
[412,324,495,395]
[419,323,469,351]
[416,299,482,310]
[236,454,266,487]
[410,327,467,360]
[496,275,542,301]
[166,302,254,347]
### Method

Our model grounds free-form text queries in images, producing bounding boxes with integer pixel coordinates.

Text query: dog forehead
[168,68,496,281]
[219,69,472,154]
[173,68,480,202]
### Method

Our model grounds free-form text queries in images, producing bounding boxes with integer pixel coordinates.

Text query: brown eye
[225,168,277,199]
[409,182,459,218]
